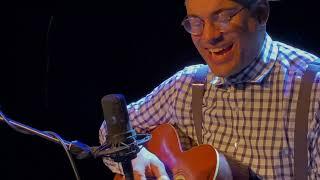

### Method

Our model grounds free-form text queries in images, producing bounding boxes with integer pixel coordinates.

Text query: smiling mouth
[208,44,233,55]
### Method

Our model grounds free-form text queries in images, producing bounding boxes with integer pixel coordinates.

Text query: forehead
[186,0,242,14]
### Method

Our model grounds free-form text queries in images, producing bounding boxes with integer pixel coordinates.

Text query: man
[99,0,320,179]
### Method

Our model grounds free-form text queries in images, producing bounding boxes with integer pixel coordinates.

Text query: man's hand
[114,147,170,180]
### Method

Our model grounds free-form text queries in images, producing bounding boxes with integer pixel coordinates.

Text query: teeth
[208,48,224,53]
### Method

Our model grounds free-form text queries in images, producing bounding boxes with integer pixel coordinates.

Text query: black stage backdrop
[2,1,319,179]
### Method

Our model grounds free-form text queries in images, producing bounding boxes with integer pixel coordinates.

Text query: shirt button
[233,107,240,115]
[234,142,238,150]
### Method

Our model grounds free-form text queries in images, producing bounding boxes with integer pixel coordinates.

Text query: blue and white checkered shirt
[99,33,320,179]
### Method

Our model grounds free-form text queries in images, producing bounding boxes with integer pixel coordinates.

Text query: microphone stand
[0,111,97,180]
[0,111,151,180]
[0,114,94,159]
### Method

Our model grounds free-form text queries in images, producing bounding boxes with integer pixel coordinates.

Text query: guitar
[114,123,219,180]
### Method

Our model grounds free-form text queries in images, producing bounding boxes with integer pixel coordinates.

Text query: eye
[188,17,203,26]
[219,12,233,20]
[219,11,231,17]
[213,9,236,22]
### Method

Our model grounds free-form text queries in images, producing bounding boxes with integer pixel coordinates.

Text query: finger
[132,162,148,180]
[133,171,147,180]
[113,174,125,180]
[149,158,170,180]
[120,173,147,180]
[157,175,170,180]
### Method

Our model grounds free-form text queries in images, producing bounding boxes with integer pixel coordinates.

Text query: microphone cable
[0,111,81,180]
[44,15,54,109]
[44,131,81,180]
[43,15,80,179]
[0,15,91,180]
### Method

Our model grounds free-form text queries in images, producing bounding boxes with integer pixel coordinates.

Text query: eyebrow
[187,7,237,17]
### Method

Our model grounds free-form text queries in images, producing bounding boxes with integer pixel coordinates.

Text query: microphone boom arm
[0,112,92,159]
[0,104,152,180]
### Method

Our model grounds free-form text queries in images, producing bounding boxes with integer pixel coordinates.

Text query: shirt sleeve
[98,69,186,174]
[127,69,183,132]
[99,120,124,174]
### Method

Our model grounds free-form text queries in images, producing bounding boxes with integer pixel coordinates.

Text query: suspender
[191,62,320,179]
[294,63,320,179]
[191,65,208,145]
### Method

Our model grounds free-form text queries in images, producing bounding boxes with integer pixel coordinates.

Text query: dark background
[2,0,319,179]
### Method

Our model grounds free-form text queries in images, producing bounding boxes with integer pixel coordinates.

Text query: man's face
[186,0,267,77]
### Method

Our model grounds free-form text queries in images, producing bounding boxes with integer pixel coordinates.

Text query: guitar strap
[191,61,320,179]
[192,65,209,145]
[294,62,320,179]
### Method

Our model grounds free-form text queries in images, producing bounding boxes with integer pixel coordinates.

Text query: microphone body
[101,94,139,180]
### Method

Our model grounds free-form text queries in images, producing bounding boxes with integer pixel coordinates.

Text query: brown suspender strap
[192,65,208,145]
[192,84,205,145]
[295,63,320,180]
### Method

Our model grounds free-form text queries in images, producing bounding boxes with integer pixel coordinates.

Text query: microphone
[101,94,151,180]
[102,94,134,147]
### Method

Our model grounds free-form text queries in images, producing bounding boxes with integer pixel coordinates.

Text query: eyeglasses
[181,7,245,36]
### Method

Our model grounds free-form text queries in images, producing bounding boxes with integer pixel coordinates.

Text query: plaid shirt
[99,34,320,179]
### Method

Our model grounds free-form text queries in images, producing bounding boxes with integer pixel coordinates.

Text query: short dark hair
[184,0,256,8]
[184,0,278,9]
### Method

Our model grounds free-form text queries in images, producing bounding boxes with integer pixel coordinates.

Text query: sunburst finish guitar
[114,123,220,180]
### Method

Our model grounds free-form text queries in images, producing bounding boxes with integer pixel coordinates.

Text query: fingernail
[157,175,170,180]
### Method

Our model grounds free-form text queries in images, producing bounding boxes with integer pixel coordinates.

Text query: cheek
[227,14,257,34]
[191,36,200,45]
[247,18,259,32]
[227,22,257,55]
[191,36,202,51]
[232,41,242,61]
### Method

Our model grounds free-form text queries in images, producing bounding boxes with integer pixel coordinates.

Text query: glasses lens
[182,17,203,35]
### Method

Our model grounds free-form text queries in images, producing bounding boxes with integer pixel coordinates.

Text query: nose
[201,20,223,45]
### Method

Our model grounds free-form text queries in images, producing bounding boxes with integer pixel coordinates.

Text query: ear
[250,0,269,26]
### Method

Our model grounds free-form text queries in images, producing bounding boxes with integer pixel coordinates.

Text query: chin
[207,59,240,78]
[213,71,233,78]
[208,65,233,78]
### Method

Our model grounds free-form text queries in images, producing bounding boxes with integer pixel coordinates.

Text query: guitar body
[114,123,219,180]
[145,123,219,180]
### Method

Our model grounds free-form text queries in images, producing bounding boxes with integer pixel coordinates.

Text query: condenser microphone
[101,94,151,180]
[102,94,134,145]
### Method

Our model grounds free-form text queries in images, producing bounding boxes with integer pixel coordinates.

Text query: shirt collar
[207,33,278,86]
